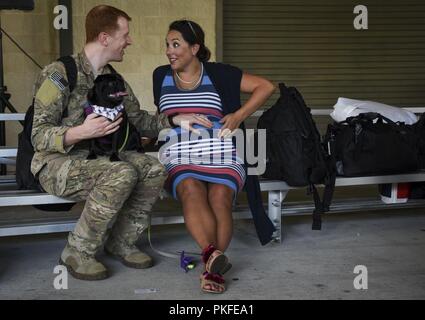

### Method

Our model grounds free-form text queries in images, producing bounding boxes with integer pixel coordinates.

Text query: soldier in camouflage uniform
[31,5,170,280]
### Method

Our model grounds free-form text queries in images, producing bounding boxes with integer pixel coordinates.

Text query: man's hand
[79,113,123,139]
[64,113,123,146]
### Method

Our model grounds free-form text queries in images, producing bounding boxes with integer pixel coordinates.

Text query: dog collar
[91,104,124,121]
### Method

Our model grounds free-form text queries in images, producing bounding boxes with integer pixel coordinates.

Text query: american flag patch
[48,71,68,91]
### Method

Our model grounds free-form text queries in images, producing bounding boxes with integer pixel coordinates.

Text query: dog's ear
[115,74,126,91]
[116,73,124,82]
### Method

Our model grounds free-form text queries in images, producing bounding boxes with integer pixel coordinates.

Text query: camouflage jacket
[31,51,170,176]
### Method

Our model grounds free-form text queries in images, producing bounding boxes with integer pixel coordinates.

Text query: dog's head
[87,73,128,109]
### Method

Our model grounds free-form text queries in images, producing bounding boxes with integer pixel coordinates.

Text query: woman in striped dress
[154,20,275,293]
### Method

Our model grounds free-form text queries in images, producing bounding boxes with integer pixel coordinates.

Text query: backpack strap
[311,184,324,230]
[56,56,78,118]
[311,131,337,230]
[57,56,78,92]
[322,140,337,214]
[310,181,335,231]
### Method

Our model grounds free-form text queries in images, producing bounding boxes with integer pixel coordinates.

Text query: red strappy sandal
[202,244,232,275]
[200,271,226,293]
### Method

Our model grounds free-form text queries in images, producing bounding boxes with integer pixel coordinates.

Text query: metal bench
[1,109,425,242]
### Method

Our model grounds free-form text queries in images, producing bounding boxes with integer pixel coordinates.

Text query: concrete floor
[0,208,424,300]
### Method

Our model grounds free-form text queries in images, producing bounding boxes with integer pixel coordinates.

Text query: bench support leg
[268,190,287,243]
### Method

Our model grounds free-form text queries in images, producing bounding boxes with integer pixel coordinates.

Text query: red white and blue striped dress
[158,67,246,199]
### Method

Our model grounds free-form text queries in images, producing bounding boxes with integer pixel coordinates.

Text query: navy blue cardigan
[153,62,275,245]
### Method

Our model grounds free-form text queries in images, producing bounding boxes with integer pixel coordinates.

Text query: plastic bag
[330,97,418,124]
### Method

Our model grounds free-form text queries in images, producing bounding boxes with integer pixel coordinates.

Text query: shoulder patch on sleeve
[35,78,62,106]
[49,71,68,91]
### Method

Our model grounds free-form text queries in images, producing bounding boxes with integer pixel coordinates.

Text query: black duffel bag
[413,112,425,169]
[324,112,419,177]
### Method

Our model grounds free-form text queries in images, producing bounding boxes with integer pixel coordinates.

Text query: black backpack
[15,56,78,211]
[16,56,77,190]
[257,83,336,230]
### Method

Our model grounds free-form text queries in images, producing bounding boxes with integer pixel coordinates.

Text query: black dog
[84,73,143,161]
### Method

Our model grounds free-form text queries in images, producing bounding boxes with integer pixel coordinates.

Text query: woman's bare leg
[177,178,225,292]
[176,178,217,249]
[207,184,234,252]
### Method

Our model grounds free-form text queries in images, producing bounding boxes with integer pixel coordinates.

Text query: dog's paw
[87,153,98,160]
[110,153,121,162]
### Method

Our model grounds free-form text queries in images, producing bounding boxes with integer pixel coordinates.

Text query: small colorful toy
[180,251,196,272]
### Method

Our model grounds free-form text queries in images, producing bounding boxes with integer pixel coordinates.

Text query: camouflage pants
[38,151,168,255]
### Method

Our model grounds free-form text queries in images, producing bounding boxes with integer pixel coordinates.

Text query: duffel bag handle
[346,112,398,126]
[360,112,399,126]
[345,112,409,135]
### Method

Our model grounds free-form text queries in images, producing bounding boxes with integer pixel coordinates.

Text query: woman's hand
[216,73,275,140]
[218,112,244,138]
[171,113,213,134]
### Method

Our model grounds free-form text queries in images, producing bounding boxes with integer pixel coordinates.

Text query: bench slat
[0,193,74,206]
[260,171,425,191]
[334,172,425,186]
[253,107,425,117]
[2,198,425,237]
[0,221,77,237]
[2,171,425,206]
[0,113,25,121]
[0,147,17,157]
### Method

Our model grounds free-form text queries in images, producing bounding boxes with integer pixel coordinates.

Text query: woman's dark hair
[168,20,211,62]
